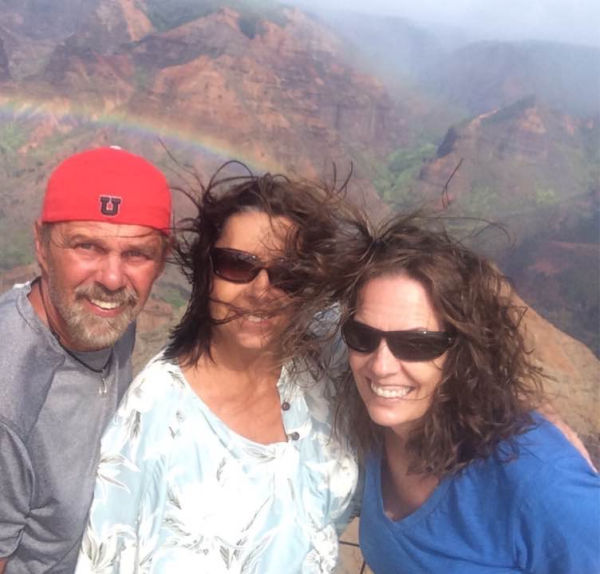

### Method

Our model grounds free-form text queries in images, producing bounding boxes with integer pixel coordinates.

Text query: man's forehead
[52,220,164,241]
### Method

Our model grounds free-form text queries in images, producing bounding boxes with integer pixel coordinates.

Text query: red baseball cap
[41,147,172,234]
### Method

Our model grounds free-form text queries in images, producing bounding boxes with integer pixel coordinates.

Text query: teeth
[90,299,122,310]
[246,315,266,323]
[370,382,413,399]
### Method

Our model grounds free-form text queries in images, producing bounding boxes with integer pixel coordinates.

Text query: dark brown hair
[331,214,545,477]
[164,162,358,369]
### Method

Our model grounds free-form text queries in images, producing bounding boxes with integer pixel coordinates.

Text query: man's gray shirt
[0,282,135,573]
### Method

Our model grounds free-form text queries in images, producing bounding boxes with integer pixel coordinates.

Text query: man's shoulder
[0,283,63,440]
[0,283,42,360]
[0,283,44,337]
[0,283,27,322]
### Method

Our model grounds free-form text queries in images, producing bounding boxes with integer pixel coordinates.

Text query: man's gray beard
[48,280,139,350]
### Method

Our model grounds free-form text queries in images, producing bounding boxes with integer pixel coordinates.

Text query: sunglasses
[211,247,295,293]
[341,318,454,362]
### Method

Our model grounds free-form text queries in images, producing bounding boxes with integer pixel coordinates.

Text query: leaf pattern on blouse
[75,353,359,573]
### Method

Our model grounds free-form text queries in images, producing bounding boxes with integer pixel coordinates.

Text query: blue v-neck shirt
[360,413,600,573]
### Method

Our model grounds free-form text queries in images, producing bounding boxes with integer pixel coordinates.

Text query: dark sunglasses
[211,247,295,293]
[341,318,454,362]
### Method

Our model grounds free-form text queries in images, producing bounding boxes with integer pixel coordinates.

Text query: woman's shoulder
[113,352,189,423]
[507,415,600,571]
[438,415,598,542]
[100,352,191,458]
[510,412,593,468]
[465,412,598,495]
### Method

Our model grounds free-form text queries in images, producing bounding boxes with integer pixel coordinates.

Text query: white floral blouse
[75,354,360,574]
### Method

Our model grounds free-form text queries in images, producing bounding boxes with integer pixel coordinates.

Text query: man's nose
[96,254,126,292]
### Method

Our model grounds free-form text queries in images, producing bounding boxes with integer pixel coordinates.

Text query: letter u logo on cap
[99,196,122,216]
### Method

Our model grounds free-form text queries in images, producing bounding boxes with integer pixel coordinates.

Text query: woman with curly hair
[334,215,599,573]
[75,165,360,573]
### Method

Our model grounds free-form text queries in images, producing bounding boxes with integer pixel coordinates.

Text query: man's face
[35,220,166,351]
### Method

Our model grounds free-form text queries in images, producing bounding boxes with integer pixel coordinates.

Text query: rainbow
[0,93,283,173]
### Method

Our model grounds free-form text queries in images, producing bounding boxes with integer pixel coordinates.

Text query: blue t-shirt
[360,414,600,573]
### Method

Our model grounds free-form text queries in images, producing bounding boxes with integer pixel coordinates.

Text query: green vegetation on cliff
[145,0,288,37]
[373,142,436,205]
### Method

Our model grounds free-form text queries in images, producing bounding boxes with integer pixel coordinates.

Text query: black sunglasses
[341,318,454,362]
[211,247,295,293]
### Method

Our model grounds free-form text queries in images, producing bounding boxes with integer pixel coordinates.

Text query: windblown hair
[164,162,359,369]
[329,214,545,477]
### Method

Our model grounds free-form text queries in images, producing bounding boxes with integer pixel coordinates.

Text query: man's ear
[34,219,49,276]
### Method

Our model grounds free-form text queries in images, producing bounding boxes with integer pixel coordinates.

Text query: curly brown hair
[329,213,546,477]
[164,162,359,369]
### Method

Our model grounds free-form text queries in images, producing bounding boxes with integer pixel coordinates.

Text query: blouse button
[289,431,300,441]
[281,401,291,411]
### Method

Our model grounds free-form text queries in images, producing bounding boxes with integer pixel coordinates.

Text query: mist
[282,0,600,48]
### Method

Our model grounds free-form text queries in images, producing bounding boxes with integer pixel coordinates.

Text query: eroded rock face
[414,99,599,357]
[503,238,599,356]
[0,3,403,179]
[419,99,598,214]
[519,295,600,465]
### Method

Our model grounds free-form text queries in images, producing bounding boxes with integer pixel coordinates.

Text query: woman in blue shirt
[332,215,599,573]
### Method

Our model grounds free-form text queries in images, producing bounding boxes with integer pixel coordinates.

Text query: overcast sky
[283,0,600,47]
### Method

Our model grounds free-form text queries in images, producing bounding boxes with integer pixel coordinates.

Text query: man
[0,147,171,573]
